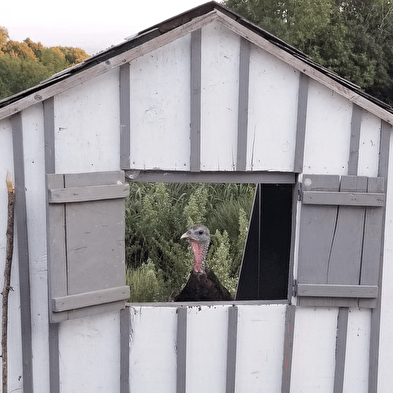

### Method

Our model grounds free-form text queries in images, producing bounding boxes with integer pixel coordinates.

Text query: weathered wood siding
[1,6,393,393]
[54,69,120,173]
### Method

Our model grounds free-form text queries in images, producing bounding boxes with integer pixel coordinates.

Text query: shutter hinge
[297,183,302,201]
[292,279,298,297]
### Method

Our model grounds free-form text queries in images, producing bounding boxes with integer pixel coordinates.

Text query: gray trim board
[190,29,202,172]
[368,120,391,393]
[294,73,309,172]
[125,170,296,184]
[226,306,238,393]
[281,305,295,393]
[11,113,34,393]
[333,307,349,393]
[43,98,55,174]
[120,307,131,393]
[302,190,385,207]
[120,63,131,169]
[43,97,60,393]
[176,307,187,393]
[48,323,60,393]
[48,183,130,203]
[52,286,131,312]
[348,104,362,176]
[236,38,250,171]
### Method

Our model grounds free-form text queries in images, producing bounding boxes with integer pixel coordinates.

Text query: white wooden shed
[1,2,393,392]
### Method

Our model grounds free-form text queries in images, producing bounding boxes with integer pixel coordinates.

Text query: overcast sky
[2,0,209,55]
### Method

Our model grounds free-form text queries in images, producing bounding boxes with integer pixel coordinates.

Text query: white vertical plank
[235,304,286,392]
[59,311,120,393]
[186,305,229,393]
[303,80,352,175]
[357,110,381,177]
[22,104,50,393]
[291,307,338,393]
[343,308,371,393]
[247,46,299,171]
[129,306,177,393]
[378,131,393,392]
[130,35,191,171]
[54,69,120,174]
[200,21,240,171]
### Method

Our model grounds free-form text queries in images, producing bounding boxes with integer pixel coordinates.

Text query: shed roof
[1,1,393,123]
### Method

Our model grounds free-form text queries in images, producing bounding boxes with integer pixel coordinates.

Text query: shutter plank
[66,199,127,295]
[297,284,378,298]
[327,176,367,285]
[47,175,68,297]
[48,183,130,203]
[302,190,385,206]
[297,175,340,284]
[52,286,130,312]
[360,177,385,308]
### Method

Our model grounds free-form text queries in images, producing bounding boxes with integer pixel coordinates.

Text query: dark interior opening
[236,184,293,300]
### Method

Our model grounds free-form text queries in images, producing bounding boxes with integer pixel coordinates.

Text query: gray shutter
[47,170,130,322]
[296,174,385,308]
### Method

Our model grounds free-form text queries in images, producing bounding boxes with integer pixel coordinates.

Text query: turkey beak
[181,231,190,239]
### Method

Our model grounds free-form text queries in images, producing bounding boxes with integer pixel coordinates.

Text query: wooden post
[2,173,15,393]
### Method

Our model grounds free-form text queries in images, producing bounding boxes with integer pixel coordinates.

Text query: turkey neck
[189,240,209,273]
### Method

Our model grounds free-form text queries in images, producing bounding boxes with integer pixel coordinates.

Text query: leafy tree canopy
[0,26,89,100]
[223,0,393,105]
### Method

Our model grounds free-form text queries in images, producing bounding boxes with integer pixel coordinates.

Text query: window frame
[125,170,297,306]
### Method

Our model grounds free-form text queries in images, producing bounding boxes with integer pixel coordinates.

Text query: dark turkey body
[174,268,232,302]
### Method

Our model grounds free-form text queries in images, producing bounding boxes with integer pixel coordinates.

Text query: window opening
[125,181,293,303]
[236,184,293,301]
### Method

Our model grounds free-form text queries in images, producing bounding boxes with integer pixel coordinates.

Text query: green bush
[125,182,255,302]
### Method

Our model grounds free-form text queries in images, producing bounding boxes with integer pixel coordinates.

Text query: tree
[0,27,89,100]
[223,0,393,105]
[0,54,49,98]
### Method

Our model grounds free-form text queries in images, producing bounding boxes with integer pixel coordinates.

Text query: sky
[2,0,209,55]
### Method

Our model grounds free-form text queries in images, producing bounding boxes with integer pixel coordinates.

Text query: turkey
[174,224,233,302]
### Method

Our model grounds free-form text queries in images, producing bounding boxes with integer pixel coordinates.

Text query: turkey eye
[198,230,204,235]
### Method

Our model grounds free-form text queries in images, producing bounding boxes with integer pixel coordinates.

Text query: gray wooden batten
[52,286,131,312]
[294,73,309,172]
[11,113,34,393]
[332,103,361,393]
[43,97,61,393]
[125,170,296,184]
[348,104,363,176]
[302,190,385,207]
[120,307,131,393]
[236,38,250,171]
[281,305,296,393]
[120,63,131,169]
[176,307,187,393]
[333,307,349,393]
[368,119,391,393]
[296,284,378,298]
[226,306,238,393]
[190,29,202,172]
[48,183,130,204]
[43,98,55,174]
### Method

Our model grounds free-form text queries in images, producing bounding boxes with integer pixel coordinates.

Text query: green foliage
[126,259,165,302]
[125,182,255,302]
[0,26,89,100]
[208,230,238,295]
[223,0,393,105]
[0,54,49,98]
